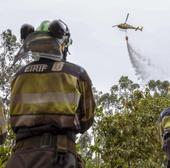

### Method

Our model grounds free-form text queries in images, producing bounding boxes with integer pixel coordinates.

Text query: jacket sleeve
[0,101,7,145]
[77,68,96,133]
[159,108,170,147]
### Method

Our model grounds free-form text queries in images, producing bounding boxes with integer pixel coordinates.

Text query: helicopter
[112,13,143,31]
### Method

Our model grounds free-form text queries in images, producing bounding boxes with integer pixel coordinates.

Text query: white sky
[1,0,170,92]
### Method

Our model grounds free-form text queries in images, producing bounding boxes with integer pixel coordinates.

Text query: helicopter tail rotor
[140,27,143,31]
[135,26,143,31]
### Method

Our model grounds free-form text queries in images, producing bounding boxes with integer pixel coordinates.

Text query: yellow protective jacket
[10,58,95,138]
[159,107,170,146]
[0,99,7,144]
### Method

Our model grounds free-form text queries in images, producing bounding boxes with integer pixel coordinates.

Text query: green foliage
[82,76,170,168]
[0,29,29,167]
[0,29,21,101]
[0,127,15,168]
[0,30,20,167]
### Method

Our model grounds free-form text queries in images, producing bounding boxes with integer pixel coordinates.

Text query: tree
[0,29,32,167]
[90,77,169,168]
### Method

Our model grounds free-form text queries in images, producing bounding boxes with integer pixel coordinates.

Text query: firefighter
[159,107,170,168]
[6,20,96,168]
[0,98,7,145]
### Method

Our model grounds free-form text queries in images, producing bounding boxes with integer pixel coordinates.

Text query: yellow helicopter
[112,13,143,31]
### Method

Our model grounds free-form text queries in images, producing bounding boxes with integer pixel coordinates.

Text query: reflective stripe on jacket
[11,73,81,115]
[10,59,95,133]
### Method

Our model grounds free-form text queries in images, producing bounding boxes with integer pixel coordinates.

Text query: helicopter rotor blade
[112,25,118,28]
[124,13,129,23]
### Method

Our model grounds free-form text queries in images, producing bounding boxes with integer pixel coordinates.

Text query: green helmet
[36,20,50,32]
